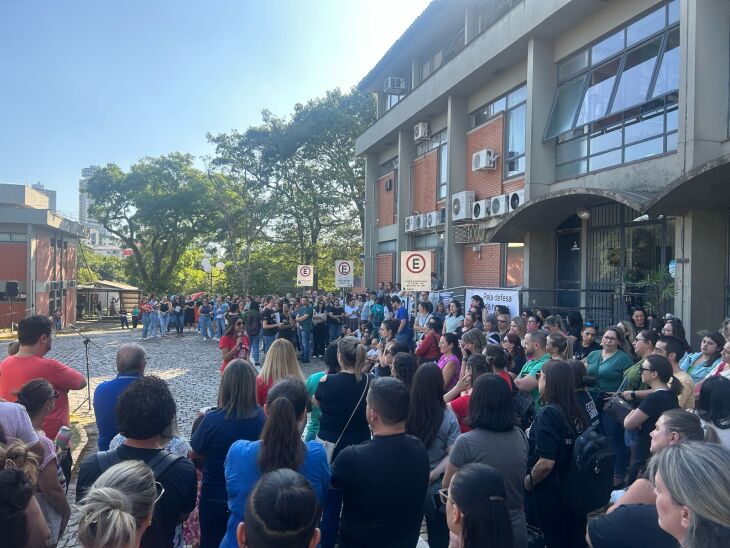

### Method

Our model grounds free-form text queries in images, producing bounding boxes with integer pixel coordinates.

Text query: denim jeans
[601,410,629,482]
[174,314,184,334]
[249,334,261,364]
[263,334,276,354]
[141,313,150,338]
[159,313,169,335]
[300,329,312,362]
[328,323,341,343]
[215,317,226,338]
[200,316,213,339]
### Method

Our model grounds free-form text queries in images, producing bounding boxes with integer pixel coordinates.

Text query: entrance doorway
[556,221,582,311]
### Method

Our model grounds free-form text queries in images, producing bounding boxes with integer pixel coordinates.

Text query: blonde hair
[219,359,259,420]
[0,440,38,485]
[338,336,368,381]
[77,460,156,548]
[259,339,304,385]
[510,317,527,339]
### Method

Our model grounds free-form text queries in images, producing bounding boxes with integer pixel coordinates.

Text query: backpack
[371,304,385,326]
[513,389,536,430]
[552,405,615,514]
[246,313,261,336]
[95,448,183,479]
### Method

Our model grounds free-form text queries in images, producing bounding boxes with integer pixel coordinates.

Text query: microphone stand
[70,325,99,412]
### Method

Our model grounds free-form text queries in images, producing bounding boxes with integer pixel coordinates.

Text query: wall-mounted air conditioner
[414,213,428,231]
[426,210,444,228]
[405,215,417,233]
[414,122,430,142]
[384,76,407,95]
[452,191,476,222]
[472,149,499,171]
[490,194,509,217]
[507,189,525,212]
[472,199,491,220]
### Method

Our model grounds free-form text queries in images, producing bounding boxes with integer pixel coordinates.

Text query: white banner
[400,251,431,291]
[334,260,354,288]
[465,287,520,318]
[296,265,314,287]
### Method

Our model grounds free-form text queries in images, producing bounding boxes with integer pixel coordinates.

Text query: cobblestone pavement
[53,325,323,547]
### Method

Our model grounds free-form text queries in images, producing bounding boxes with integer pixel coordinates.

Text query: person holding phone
[220,319,251,375]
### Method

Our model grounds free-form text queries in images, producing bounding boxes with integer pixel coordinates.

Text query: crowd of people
[2,282,730,547]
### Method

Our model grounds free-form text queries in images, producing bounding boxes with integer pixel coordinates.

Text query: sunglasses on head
[584,321,595,327]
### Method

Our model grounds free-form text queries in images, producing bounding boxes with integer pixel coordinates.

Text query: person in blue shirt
[391,295,413,351]
[93,343,146,451]
[221,376,330,548]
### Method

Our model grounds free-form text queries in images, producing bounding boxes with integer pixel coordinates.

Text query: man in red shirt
[0,315,86,484]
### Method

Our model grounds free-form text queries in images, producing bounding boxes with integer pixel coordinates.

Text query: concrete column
[674,210,726,347]
[26,224,36,317]
[522,230,556,309]
[525,36,557,200]
[395,129,416,282]
[681,0,730,168]
[445,94,468,289]
[364,153,379,290]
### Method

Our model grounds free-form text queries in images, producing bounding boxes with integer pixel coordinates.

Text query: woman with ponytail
[77,460,157,548]
[314,336,373,548]
[221,377,330,548]
[624,355,681,483]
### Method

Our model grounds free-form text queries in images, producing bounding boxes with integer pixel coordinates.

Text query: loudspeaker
[5,281,19,298]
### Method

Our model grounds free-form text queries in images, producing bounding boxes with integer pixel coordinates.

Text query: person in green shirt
[585,325,635,486]
[622,329,658,392]
[515,330,550,410]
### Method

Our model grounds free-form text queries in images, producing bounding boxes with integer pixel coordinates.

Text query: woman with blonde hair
[509,317,527,340]
[256,338,304,406]
[77,460,157,548]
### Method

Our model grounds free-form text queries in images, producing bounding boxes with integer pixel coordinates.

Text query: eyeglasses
[235,322,243,326]
[602,336,618,341]
[640,366,653,373]
[154,481,165,504]
[497,319,508,324]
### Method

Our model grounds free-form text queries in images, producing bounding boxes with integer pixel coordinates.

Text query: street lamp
[201,259,225,294]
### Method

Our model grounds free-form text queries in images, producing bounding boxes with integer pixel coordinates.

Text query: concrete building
[78,165,122,256]
[31,183,57,212]
[0,184,85,329]
[78,165,100,226]
[357,0,729,343]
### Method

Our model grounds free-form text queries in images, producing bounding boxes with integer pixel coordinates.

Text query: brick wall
[467,116,504,200]
[412,150,438,214]
[376,254,394,285]
[0,242,27,281]
[376,171,397,227]
[463,243,502,287]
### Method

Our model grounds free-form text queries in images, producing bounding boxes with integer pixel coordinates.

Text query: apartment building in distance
[357,0,730,342]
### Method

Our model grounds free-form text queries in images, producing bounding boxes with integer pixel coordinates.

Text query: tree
[76,244,128,285]
[84,153,218,292]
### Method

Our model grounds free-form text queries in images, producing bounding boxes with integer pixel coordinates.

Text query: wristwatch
[631,390,636,400]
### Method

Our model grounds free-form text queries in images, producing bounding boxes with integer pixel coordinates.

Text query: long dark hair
[441,332,462,363]
[485,346,509,373]
[13,379,54,417]
[224,315,244,337]
[393,352,418,390]
[257,377,307,474]
[697,376,730,430]
[504,332,525,363]
[541,360,588,429]
[465,354,490,382]
[468,374,515,432]
[699,330,724,364]
[450,463,513,548]
[644,355,683,397]
[406,363,445,448]
[380,319,399,341]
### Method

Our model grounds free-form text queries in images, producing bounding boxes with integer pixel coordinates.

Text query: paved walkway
[53,326,323,547]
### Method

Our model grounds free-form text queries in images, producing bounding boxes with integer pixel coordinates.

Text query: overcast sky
[0,0,430,218]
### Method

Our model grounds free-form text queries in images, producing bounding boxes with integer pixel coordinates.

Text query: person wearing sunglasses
[14,379,70,545]
[77,460,160,548]
[220,317,251,375]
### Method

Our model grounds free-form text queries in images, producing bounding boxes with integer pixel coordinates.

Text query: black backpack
[246,313,261,337]
[552,406,615,514]
[95,448,183,478]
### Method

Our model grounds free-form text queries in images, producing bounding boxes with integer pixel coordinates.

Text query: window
[504,243,524,287]
[378,240,397,253]
[545,1,679,140]
[438,142,448,199]
[385,94,401,111]
[379,157,399,177]
[416,129,447,157]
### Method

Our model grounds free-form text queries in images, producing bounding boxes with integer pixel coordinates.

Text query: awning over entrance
[646,154,730,215]
[488,188,654,243]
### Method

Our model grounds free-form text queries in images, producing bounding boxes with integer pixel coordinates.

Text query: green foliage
[76,244,128,285]
[84,153,218,292]
[636,267,676,316]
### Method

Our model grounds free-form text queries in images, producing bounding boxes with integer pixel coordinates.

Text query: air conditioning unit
[414,122,430,142]
[405,215,417,233]
[452,191,476,222]
[472,149,499,171]
[384,76,407,95]
[490,194,509,217]
[414,213,427,231]
[472,199,491,220]
[507,189,525,212]
[426,210,444,228]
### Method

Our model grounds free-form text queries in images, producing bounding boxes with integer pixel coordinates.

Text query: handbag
[316,374,370,464]
[603,377,633,424]
[526,471,546,548]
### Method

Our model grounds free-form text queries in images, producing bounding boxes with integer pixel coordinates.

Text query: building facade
[357,0,729,343]
[0,184,85,329]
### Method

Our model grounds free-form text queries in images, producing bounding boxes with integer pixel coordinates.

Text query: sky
[0,0,430,219]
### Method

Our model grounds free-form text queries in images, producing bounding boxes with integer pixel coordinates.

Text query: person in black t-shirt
[76,376,197,548]
[623,355,680,483]
[326,298,345,343]
[573,323,602,361]
[331,377,429,548]
[261,297,281,354]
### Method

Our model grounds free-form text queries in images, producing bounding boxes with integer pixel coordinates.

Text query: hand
[454,372,471,392]
[523,474,533,491]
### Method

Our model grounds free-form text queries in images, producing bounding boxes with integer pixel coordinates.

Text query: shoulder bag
[603,376,634,424]
[316,374,370,464]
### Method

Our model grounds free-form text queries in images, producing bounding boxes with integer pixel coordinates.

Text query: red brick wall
[0,243,27,281]
[467,116,504,200]
[65,244,77,282]
[412,150,438,214]
[376,254,394,285]
[65,288,76,326]
[376,171,397,227]
[35,232,52,282]
[463,243,502,287]
[36,291,49,317]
